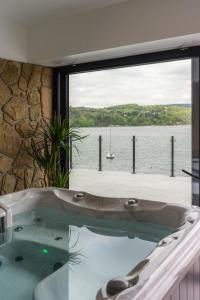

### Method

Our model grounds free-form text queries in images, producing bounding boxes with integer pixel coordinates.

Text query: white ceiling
[44,33,200,66]
[0,0,128,25]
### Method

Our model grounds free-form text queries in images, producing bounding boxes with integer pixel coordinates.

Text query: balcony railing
[70,135,191,177]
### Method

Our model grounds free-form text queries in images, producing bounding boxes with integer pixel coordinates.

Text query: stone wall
[0,59,52,194]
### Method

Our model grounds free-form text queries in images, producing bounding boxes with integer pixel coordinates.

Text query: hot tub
[0,188,199,300]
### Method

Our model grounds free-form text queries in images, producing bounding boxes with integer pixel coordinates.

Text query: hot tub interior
[0,189,196,300]
[0,206,174,300]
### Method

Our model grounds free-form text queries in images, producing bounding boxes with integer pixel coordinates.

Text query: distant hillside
[69,104,191,127]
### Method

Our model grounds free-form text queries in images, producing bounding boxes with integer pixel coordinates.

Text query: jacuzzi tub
[0,188,199,300]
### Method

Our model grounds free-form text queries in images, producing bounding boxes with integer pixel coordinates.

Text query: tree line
[69,104,191,127]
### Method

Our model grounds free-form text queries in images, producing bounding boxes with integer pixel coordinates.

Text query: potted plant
[29,115,85,188]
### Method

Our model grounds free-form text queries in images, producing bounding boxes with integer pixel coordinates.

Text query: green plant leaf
[28,115,86,188]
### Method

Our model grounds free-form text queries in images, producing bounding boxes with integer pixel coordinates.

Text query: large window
[68,59,192,205]
[53,47,200,206]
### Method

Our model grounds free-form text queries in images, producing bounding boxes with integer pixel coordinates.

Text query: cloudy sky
[69,59,191,108]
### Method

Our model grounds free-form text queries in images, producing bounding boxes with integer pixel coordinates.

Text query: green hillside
[69,104,191,127]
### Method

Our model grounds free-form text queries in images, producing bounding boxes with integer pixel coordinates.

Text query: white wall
[29,0,200,66]
[0,17,28,63]
[0,0,200,65]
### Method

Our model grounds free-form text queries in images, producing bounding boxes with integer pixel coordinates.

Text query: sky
[69,59,191,108]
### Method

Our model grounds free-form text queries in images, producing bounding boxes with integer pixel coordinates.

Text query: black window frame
[53,46,200,206]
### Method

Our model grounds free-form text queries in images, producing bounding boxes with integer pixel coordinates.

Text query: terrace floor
[70,169,191,206]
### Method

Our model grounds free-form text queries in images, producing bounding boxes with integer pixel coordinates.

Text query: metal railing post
[171,136,174,177]
[132,136,136,174]
[98,135,102,171]
[70,137,72,169]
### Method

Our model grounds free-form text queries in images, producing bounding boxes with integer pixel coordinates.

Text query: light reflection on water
[0,208,171,300]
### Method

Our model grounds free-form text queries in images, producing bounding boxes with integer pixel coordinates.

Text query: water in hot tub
[0,209,173,300]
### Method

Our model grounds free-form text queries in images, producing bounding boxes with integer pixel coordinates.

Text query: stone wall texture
[0,59,52,194]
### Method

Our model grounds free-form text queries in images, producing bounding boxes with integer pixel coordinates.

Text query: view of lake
[72,125,191,176]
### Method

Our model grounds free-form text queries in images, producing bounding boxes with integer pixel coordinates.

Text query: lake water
[72,125,191,176]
